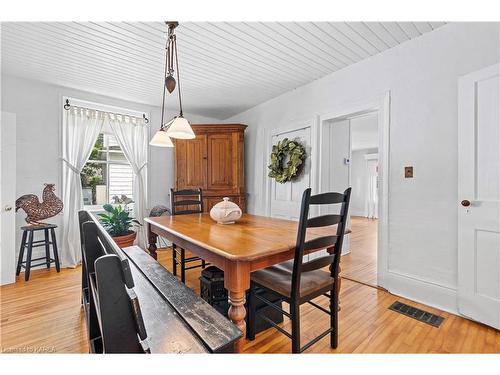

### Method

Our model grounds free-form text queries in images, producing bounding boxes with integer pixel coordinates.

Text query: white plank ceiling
[1,22,445,119]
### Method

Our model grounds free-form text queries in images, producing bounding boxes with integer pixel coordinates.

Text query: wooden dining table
[145,213,346,353]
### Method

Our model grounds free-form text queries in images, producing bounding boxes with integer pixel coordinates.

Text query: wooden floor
[1,220,499,353]
[341,216,378,286]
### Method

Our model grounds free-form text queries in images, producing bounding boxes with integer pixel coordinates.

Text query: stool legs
[51,228,60,272]
[44,229,51,268]
[16,231,28,276]
[24,231,34,281]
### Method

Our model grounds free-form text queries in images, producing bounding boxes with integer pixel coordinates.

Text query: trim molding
[382,270,458,315]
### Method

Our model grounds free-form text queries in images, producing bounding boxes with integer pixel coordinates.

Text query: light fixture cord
[160,35,169,130]
[173,34,184,117]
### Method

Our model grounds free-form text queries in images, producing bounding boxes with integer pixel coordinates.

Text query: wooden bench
[78,210,242,353]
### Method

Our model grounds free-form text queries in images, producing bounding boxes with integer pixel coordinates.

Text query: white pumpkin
[210,197,242,224]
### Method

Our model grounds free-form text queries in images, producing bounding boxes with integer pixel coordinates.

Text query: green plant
[98,204,141,237]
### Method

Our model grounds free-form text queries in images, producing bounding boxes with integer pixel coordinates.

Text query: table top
[145,213,346,262]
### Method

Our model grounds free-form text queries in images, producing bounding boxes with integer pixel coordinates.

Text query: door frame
[264,117,319,217]
[1,111,17,285]
[318,92,391,288]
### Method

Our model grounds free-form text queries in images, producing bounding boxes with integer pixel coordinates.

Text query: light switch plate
[405,166,413,178]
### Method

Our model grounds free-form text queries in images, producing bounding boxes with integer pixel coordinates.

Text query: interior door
[1,112,17,285]
[458,63,500,329]
[270,126,311,221]
[325,119,351,254]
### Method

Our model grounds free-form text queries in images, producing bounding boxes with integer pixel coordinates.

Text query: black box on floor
[200,266,284,336]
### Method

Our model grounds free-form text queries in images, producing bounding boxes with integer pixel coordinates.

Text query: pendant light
[150,21,195,147]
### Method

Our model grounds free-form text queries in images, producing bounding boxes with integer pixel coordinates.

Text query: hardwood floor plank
[1,224,499,353]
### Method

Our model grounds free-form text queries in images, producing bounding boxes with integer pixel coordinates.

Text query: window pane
[89,134,106,161]
[108,163,134,204]
[108,151,128,162]
[81,162,107,205]
[82,131,139,208]
[105,134,122,152]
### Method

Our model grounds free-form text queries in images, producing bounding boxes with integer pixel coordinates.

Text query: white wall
[351,113,378,151]
[351,148,378,217]
[0,75,217,262]
[226,23,500,313]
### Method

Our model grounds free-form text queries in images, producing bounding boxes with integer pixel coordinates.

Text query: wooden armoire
[173,124,247,212]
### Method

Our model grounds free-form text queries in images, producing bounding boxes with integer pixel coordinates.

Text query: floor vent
[389,301,444,328]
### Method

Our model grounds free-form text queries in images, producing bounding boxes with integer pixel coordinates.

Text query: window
[81,133,134,207]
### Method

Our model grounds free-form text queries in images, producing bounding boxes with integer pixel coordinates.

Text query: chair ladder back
[170,188,204,215]
[291,187,352,298]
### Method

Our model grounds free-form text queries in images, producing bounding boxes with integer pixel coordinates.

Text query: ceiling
[1,22,445,119]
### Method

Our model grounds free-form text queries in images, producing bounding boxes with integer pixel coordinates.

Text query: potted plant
[98,203,141,248]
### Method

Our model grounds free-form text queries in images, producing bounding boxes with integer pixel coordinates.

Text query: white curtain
[107,115,148,248]
[61,108,103,267]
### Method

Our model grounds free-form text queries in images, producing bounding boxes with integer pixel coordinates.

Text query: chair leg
[291,302,301,353]
[50,228,60,272]
[44,229,51,268]
[330,288,339,349]
[202,259,206,269]
[247,283,256,340]
[172,244,177,276]
[16,231,27,276]
[180,247,186,283]
[25,231,34,281]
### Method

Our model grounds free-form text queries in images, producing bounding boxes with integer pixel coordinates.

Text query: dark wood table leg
[147,223,158,260]
[224,261,250,353]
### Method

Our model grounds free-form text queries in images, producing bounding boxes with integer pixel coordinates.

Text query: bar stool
[16,224,60,281]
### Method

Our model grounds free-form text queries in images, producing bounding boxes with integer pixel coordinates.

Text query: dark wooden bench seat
[79,210,241,353]
[121,245,242,353]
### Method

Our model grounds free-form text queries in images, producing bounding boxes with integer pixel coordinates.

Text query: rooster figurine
[16,183,63,224]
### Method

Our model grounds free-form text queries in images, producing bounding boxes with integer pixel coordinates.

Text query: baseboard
[381,271,458,315]
[350,209,366,217]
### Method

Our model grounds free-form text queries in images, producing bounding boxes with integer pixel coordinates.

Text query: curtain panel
[61,107,148,267]
[61,108,103,267]
[107,115,149,248]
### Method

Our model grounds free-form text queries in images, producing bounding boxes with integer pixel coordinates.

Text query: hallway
[341,216,378,286]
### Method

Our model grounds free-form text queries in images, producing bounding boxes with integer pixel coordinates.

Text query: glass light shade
[149,129,174,147]
[165,116,195,139]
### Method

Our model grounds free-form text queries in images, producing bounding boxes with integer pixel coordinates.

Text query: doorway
[318,93,390,289]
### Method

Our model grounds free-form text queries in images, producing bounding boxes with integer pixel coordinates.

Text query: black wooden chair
[170,188,208,283]
[247,187,351,353]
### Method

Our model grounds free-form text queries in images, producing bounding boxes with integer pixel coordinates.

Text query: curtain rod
[63,99,149,124]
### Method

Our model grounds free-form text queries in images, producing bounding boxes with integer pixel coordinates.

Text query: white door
[270,126,311,221]
[458,63,500,329]
[324,119,351,255]
[1,112,17,285]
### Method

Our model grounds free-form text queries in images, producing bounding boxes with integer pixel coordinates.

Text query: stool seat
[16,224,60,281]
[21,223,58,231]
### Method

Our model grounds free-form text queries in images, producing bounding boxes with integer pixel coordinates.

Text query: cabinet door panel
[207,133,234,191]
[175,134,207,190]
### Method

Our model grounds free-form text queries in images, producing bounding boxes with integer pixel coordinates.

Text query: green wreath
[268,138,306,184]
